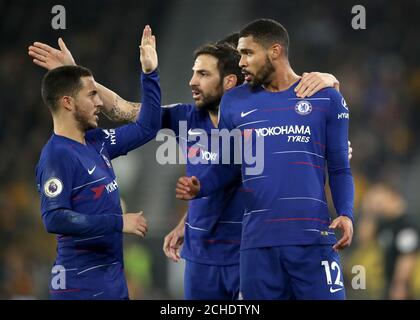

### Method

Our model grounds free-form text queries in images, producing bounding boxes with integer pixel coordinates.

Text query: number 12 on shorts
[321,260,343,287]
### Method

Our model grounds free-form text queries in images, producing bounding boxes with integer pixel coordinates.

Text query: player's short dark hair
[216,32,240,48]
[239,18,289,57]
[194,43,244,85]
[41,65,93,112]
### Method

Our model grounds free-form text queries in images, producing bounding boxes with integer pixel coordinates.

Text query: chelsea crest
[295,100,312,115]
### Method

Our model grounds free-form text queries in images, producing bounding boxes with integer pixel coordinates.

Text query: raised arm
[96,83,140,122]
[93,25,161,159]
[28,38,141,122]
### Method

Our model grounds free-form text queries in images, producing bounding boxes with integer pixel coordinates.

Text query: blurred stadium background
[1,0,420,299]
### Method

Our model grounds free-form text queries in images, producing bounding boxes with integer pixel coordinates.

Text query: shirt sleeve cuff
[114,214,124,232]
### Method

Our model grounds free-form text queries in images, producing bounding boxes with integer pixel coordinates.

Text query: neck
[53,115,86,144]
[263,60,300,92]
[208,108,219,128]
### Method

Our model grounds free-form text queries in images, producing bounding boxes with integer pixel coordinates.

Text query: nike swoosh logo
[87,166,96,175]
[329,287,343,293]
[188,129,203,136]
[241,109,257,117]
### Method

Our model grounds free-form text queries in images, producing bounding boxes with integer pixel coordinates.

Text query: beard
[74,104,96,132]
[194,85,223,113]
[248,56,275,89]
[199,94,221,113]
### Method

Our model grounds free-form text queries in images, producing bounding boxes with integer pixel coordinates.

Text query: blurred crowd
[1,0,419,299]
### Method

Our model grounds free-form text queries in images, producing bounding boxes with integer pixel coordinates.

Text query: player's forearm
[96,83,141,123]
[136,70,161,131]
[103,71,162,156]
[178,212,187,227]
[42,208,123,236]
[326,90,352,220]
[328,153,355,222]
[196,104,241,197]
[198,164,241,197]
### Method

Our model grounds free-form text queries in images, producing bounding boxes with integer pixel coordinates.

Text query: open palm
[139,25,158,73]
[28,38,76,71]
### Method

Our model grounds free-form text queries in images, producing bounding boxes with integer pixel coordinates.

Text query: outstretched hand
[139,25,158,73]
[28,37,76,70]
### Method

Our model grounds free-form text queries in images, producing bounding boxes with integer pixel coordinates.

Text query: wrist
[142,68,158,75]
[177,219,186,229]
[339,213,354,225]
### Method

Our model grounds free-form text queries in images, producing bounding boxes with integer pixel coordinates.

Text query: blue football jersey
[36,71,161,299]
[200,81,354,250]
[162,104,243,265]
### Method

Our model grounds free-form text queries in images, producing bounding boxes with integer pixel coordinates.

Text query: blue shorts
[240,245,346,300]
[184,260,239,300]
